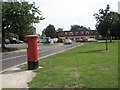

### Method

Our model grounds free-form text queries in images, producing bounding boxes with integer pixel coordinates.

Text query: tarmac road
[1,43,82,71]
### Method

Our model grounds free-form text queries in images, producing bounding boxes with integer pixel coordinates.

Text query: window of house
[86,31,89,35]
[81,31,84,35]
[69,32,73,35]
[65,32,67,35]
[75,32,78,35]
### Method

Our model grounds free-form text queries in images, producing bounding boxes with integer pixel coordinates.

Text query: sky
[26,0,120,35]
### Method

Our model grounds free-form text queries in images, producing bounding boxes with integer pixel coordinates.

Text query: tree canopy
[2,1,44,48]
[110,12,120,37]
[56,28,63,32]
[70,25,88,31]
[94,5,120,38]
[44,24,57,38]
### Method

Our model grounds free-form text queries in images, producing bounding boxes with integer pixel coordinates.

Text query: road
[1,43,82,71]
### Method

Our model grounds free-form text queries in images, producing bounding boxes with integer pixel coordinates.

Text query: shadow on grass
[97,41,117,44]
[78,49,105,54]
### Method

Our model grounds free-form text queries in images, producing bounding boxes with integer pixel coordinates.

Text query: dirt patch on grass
[92,64,109,71]
[64,67,78,71]
[44,66,63,72]
[64,83,85,88]
[71,72,80,78]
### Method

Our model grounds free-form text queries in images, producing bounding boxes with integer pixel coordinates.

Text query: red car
[76,39,86,43]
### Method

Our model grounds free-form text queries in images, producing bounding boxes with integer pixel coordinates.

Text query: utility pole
[118,1,120,14]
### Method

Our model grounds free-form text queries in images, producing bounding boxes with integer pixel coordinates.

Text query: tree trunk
[105,35,108,51]
[1,32,5,49]
[110,36,112,43]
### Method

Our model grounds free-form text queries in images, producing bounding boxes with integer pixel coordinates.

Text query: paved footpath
[1,43,83,88]
[1,67,36,88]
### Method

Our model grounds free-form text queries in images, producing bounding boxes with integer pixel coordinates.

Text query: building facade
[58,30,101,41]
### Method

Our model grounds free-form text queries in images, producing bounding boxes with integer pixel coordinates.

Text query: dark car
[9,37,23,44]
[9,37,17,44]
[76,39,86,43]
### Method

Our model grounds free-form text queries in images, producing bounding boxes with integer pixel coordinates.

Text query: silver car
[86,38,98,42]
[64,39,72,44]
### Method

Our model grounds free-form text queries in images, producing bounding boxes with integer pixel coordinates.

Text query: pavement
[1,43,83,89]
[1,67,36,88]
[1,63,43,89]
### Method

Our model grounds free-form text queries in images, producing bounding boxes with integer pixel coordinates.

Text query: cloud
[27,0,119,34]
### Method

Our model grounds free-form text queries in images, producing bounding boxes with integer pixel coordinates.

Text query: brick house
[58,30,102,41]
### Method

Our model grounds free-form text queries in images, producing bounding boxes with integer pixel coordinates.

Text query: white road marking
[1,50,49,62]
[38,50,49,54]
[2,55,26,61]
[1,43,83,62]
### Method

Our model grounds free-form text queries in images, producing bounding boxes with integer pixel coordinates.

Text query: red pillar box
[25,35,38,70]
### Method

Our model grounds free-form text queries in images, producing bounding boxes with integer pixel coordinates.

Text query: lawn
[29,40,118,88]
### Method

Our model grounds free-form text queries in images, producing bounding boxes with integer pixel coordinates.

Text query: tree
[42,29,46,36]
[2,1,44,48]
[110,12,120,39]
[5,32,19,39]
[94,5,113,50]
[45,24,57,38]
[56,28,63,32]
[70,25,88,31]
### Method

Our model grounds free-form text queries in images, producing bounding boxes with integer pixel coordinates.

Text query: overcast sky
[26,0,119,35]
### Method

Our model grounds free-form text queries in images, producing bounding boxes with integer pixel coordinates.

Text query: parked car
[58,39,63,43]
[16,39,24,44]
[9,37,23,44]
[76,39,86,43]
[52,38,58,43]
[9,37,17,44]
[38,40,42,43]
[5,39,10,44]
[86,38,98,42]
[23,39,28,43]
[42,37,51,44]
[64,39,72,44]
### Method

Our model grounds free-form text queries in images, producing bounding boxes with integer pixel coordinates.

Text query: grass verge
[29,40,118,88]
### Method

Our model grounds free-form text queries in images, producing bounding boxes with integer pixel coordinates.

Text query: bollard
[25,35,38,70]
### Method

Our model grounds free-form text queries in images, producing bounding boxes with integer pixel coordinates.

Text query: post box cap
[25,35,38,38]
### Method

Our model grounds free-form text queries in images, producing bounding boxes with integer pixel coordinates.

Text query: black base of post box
[28,61,38,70]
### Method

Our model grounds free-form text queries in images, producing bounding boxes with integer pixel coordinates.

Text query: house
[58,30,102,41]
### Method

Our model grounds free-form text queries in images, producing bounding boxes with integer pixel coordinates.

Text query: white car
[64,39,72,44]
[86,38,98,42]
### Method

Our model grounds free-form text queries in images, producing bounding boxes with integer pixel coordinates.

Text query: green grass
[29,40,118,88]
